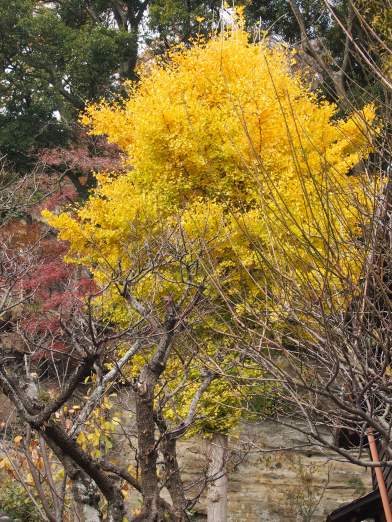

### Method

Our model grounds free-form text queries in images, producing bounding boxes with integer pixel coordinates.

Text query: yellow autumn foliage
[44,28,377,434]
[81,30,374,210]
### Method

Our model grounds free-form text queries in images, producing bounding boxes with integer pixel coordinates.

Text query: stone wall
[222,421,370,521]
[123,419,372,521]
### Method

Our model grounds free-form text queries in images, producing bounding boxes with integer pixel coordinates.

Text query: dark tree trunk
[134,318,178,520]
[43,424,126,522]
[161,436,187,521]
[135,366,161,520]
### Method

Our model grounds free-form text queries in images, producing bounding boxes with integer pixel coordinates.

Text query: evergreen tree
[0,0,142,167]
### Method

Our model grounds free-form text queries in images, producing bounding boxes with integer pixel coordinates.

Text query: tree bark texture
[161,435,187,520]
[206,433,228,522]
[135,366,161,521]
[72,472,102,522]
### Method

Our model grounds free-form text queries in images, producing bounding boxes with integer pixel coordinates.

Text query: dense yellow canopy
[44,28,376,433]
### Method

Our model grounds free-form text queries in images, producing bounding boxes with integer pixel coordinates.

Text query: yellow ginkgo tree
[45,24,376,521]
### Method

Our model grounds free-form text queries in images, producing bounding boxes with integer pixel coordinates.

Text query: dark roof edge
[326,489,380,521]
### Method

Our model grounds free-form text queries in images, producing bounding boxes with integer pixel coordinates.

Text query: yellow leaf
[76,432,87,445]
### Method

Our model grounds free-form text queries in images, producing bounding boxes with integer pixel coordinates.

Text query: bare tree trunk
[135,366,160,521]
[41,427,102,522]
[206,433,228,522]
[133,318,178,521]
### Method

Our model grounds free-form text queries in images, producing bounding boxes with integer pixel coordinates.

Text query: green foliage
[0,0,136,167]
[0,479,41,521]
[248,0,383,107]
[148,0,221,48]
[247,0,331,41]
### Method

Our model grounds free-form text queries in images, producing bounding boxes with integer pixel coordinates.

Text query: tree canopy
[45,25,376,437]
[1,0,379,170]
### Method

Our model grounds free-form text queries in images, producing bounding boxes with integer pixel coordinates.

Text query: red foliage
[21,260,70,293]
[76,277,97,295]
[2,215,96,361]
[39,132,123,176]
[0,141,112,361]
[0,221,42,248]
[37,184,78,213]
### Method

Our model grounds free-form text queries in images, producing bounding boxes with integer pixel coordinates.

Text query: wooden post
[367,428,392,522]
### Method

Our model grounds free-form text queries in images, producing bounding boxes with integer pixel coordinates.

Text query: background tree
[0,0,223,173]
[0,0,137,168]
